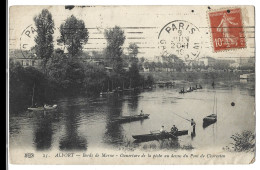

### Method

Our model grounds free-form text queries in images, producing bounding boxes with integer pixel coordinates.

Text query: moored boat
[28,104,57,111]
[186,88,193,92]
[44,104,58,110]
[132,130,188,142]
[203,95,217,128]
[28,107,45,111]
[114,114,150,122]
[203,114,217,127]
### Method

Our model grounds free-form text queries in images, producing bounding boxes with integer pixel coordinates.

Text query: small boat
[203,114,217,127]
[28,83,57,111]
[100,91,114,95]
[28,106,45,111]
[132,130,188,142]
[28,104,57,111]
[44,104,58,110]
[186,88,193,92]
[179,90,186,94]
[114,114,150,122]
[203,95,217,128]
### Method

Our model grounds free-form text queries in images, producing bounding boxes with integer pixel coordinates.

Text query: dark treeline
[9,9,154,112]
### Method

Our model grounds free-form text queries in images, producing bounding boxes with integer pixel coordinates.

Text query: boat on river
[203,114,217,127]
[44,104,58,110]
[186,87,193,92]
[203,94,217,128]
[28,104,58,111]
[28,106,45,111]
[114,114,150,122]
[132,130,188,142]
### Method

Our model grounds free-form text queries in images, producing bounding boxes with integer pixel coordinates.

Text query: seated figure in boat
[33,102,38,108]
[139,110,144,116]
[160,126,166,133]
[171,125,178,133]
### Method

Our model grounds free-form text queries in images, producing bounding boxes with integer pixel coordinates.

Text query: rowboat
[44,104,58,110]
[132,130,188,142]
[203,93,218,127]
[186,88,193,92]
[114,114,150,122]
[203,114,217,127]
[28,104,58,111]
[28,107,45,111]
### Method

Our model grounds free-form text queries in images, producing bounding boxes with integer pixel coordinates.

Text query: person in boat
[191,118,196,134]
[160,126,166,133]
[32,102,38,108]
[171,125,178,133]
[139,110,144,116]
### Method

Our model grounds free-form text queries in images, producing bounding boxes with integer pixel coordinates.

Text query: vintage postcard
[8,5,255,164]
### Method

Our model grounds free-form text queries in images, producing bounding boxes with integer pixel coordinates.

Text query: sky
[9,5,255,61]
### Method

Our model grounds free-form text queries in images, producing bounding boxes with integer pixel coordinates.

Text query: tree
[46,49,68,89]
[33,9,55,74]
[9,60,48,111]
[128,43,139,58]
[104,26,126,73]
[58,15,89,57]
[128,61,141,88]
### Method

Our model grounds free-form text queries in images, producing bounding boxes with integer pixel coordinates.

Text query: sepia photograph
[8,5,255,164]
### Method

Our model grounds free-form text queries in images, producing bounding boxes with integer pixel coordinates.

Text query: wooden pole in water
[216,99,218,115]
[213,92,216,114]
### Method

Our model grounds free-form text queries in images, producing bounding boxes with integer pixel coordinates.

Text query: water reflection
[103,95,124,145]
[59,105,87,151]
[33,112,53,150]
[127,92,140,111]
[9,79,255,151]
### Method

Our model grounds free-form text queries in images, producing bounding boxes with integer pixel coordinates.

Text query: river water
[9,79,255,152]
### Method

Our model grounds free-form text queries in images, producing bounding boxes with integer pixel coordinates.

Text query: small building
[14,57,42,68]
[9,50,42,69]
[199,57,216,67]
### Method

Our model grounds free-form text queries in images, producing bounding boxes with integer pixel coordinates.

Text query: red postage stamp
[209,8,246,52]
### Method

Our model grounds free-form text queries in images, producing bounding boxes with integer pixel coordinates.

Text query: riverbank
[140,71,246,82]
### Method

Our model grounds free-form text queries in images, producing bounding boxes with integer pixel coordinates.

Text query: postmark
[20,24,38,58]
[158,20,202,62]
[20,18,55,58]
[208,8,246,52]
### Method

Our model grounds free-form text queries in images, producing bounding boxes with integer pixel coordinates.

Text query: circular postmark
[20,19,55,58]
[158,20,202,62]
[20,24,37,58]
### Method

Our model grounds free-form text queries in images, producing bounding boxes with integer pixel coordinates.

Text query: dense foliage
[33,9,55,74]
[58,15,89,57]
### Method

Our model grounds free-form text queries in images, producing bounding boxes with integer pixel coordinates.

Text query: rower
[139,110,144,116]
[171,125,178,133]
[160,126,166,133]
